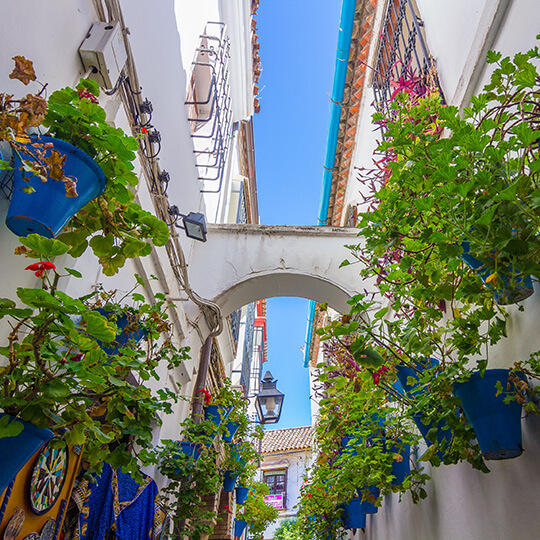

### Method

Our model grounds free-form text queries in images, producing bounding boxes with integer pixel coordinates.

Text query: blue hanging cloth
[76,464,166,540]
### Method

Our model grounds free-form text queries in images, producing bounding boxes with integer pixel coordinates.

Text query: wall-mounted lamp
[168,205,207,242]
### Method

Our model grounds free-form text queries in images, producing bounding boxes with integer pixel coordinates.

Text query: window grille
[372,0,443,114]
[248,326,264,398]
[239,302,256,393]
[186,22,233,192]
[236,184,248,224]
[228,308,242,350]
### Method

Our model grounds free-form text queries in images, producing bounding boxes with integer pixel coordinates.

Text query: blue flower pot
[0,414,53,495]
[95,308,148,355]
[235,485,249,504]
[340,435,358,456]
[223,470,239,492]
[460,241,533,305]
[384,441,410,485]
[204,405,232,427]
[177,441,202,461]
[340,498,367,529]
[453,369,524,460]
[396,358,450,455]
[6,136,106,238]
[230,443,247,466]
[234,519,247,537]
[355,486,379,514]
[222,421,240,442]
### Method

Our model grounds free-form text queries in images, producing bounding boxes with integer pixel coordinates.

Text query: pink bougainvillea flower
[372,365,389,385]
[25,261,56,277]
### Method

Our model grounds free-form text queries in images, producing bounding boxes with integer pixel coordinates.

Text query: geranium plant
[0,56,169,275]
[0,234,189,479]
[237,481,279,539]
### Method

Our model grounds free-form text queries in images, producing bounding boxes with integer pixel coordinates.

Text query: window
[372,0,443,114]
[185,22,233,188]
[263,469,287,509]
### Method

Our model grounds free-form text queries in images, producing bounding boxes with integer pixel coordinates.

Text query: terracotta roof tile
[261,426,313,454]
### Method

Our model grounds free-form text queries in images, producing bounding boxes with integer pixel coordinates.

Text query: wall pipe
[304,0,356,368]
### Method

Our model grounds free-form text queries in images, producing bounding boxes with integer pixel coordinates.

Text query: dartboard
[28,443,68,515]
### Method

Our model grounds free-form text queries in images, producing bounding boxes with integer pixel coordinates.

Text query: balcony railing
[186,22,233,193]
[372,0,443,114]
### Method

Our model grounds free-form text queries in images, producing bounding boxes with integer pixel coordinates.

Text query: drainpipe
[192,336,213,422]
[304,0,356,368]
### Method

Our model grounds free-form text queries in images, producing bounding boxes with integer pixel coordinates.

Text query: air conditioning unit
[79,22,127,89]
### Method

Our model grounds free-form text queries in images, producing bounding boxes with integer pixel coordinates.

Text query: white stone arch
[185,224,372,336]
[214,269,355,317]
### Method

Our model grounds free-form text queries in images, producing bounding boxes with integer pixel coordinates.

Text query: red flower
[25,261,56,278]
[224,504,232,515]
[372,365,389,385]
[78,87,99,104]
[140,127,148,134]
[198,388,212,406]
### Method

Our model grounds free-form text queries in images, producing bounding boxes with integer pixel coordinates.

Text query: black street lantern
[254,371,284,424]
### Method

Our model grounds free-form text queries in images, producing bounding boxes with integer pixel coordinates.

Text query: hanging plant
[0,235,189,480]
[0,56,169,275]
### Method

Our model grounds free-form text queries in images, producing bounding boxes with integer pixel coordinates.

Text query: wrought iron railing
[372,0,443,114]
[186,22,233,193]
[239,302,256,393]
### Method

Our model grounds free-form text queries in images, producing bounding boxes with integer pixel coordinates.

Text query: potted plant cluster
[0,56,169,275]
[156,432,222,540]
[339,42,540,461]
[301,43,540,536]
[154,378,262,539]
[235,481,279,540]
[0,234,189,489]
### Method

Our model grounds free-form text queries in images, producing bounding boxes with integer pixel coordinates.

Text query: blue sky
[253,1,342,429]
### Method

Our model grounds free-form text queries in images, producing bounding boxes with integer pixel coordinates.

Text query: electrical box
[79,22,128,89]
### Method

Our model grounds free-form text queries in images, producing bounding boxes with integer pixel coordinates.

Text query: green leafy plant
[0,235,188,479]
[312,43,540,504]
[156,427,222,540]
[273,518,303,540]
[0,56,169,275]
[237,481,279,539]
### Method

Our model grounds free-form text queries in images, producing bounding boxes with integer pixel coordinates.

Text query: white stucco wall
[0,0,251,472]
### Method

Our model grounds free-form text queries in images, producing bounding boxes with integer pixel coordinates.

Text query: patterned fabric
[71,465,167,540]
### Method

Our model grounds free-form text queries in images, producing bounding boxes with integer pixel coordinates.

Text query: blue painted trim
[317,0,357,226]
[304,0,356,368]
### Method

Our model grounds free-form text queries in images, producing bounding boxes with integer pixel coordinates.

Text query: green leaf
[16,288,62,310]
[64,267,83,278]
[0,415,24,438]
[374,306,390,320]
[108,376,126,387]
[83,312,117,342]
[486,50,502,64]
[65,424,86,445]
[89,234,115,257]
[19,234,70,258]
[43,379,71,399]
[351,345,384,368]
